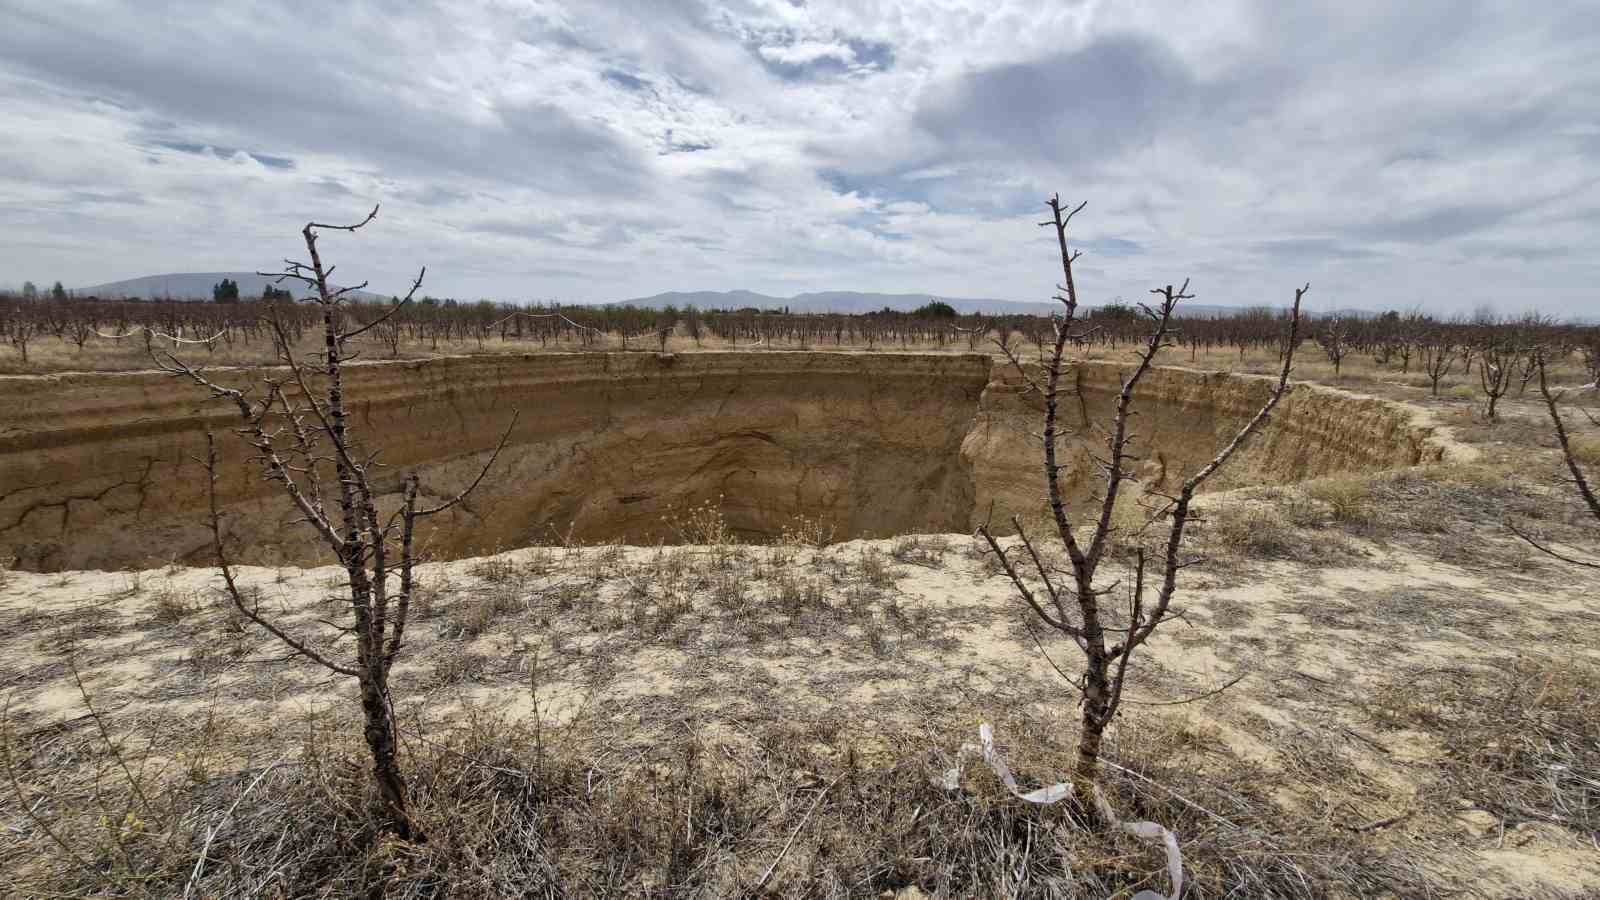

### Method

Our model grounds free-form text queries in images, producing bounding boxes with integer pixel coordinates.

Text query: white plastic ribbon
[938,723,1183,900]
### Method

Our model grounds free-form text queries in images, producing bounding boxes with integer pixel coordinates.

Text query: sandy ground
[4,490,1599,892]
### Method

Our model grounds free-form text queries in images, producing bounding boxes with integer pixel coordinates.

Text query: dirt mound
[0,352,1453,570]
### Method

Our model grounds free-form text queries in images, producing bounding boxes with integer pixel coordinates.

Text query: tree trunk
[359,668,418,840]
[1073,652,1112,826]
[1073,559,1112,818]
[1075,679,1110,784]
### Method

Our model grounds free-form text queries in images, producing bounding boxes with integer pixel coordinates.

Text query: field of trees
[3,288,1597,412]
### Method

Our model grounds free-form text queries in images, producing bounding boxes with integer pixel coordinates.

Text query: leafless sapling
[1477,338,1518,421]
[1316,315,1348,377]
[67,314,96,352]
[371,298,406,357]
[1418,332,1455,397]
[1580,332,1600,386]
[157,207,515,840]
[1395,312,1424,373]
[655,307,679,352]
[685,305,703,346]
[977,194,1305,805]
[7,314,34,363]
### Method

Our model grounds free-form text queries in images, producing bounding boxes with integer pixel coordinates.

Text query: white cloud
[757,40,855,66]
[0,0,1595,314]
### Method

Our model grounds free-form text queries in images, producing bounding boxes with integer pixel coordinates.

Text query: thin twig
[752,773,844,891]
[183,756,292,898]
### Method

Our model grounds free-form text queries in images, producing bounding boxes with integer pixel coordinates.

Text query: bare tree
[1477,339,1518,421]
[1580,332,1600,386]
[1316,316,1349,377]
[369,298,406,358]
[684,305,703,347]
[655,307,679,352]
[1418,332,1455,397]
[7,315,34,363]
[993,320,1017,358]
[158,207,515,839]
[977,194,1305,805]
[1395,311,1424,373]
[66,313,96,352]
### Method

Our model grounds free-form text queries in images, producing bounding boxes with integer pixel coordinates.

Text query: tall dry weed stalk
[1513,352,1600,568]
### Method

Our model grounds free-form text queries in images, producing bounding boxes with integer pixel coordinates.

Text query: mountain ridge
[71,276,1376,319]
[604,289,1056,316]
[74,271,386,302]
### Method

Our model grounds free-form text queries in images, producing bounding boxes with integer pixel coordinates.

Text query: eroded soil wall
[963,361,1454,532]
[1,353,988,569]
[1,353,1450,570]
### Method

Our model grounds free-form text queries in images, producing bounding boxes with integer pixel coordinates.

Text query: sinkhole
[0,352,1445,570]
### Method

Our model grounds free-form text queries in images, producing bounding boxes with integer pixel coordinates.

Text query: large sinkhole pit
[1,352,1452,570]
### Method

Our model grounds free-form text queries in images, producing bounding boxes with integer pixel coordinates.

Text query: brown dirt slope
[2,352,1457,571]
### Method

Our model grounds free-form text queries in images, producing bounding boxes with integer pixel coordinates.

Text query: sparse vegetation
[3,684,1470,898]
[1204,502,1298,561]
[1573,433,1600,468]
[148,587,198,625]
[3,467,1598,895]
[1373,657,1600,838]
[1305,474,1375,524]
[450,586,523,638]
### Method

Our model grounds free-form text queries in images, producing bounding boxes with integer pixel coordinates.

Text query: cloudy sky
[1,1,1597,315]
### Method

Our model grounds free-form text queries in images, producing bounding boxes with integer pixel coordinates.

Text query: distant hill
[72,276,1376,319]
[603,290,1336,319]
[616,290,789,310]
[607,290,1062,316]
[75,272,386,302]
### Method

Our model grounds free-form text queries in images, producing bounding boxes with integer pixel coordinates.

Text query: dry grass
[889,534,947,567]
[3,524,1596,896]
[467,554,518,584]
[449,585,523,638]
[428,646,490,686]
[858,548,899,589]
[1304,475,1375,524]
[147,587,199,626]
[1,691,1447,899]
[1193,497,1363,572]
[1450,407,1564,449]
[1202,503,1299,561]
[1571,433,1600,468]
[1372,657,1600,839]
[1365,462,1596,572]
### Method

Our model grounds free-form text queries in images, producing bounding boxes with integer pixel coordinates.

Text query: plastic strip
[938,723,1183,900]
